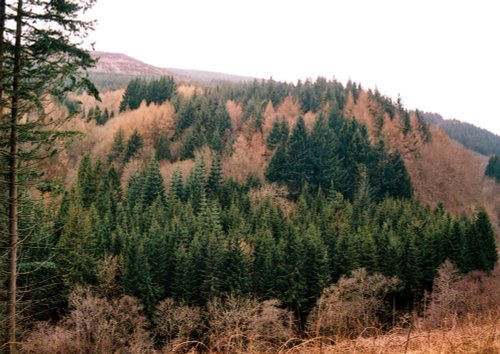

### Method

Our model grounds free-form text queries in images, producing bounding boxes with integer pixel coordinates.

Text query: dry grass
[287,311,500,354]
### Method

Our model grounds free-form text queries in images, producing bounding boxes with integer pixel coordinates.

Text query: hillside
[56,74,500,231]
[90,51,257,90]
[12,63,500,353]
[422,112,500,156]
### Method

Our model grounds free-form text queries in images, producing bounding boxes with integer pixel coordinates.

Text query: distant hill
[91,51,169,76]
[89,51,257,90]
[422,112,500,156]
[164,67,256,84]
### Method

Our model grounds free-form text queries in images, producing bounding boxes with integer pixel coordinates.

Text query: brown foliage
[154,298,202,352]
[22,287,153,354]
[405,127,487,215]
[426,262,500,328]
[227,100,244,132]
[205,296,293,354]
[307,269,400,341]
[72,89,124,117]
[276,94,301,127]
[223,132,267,182]
[261,101,276,137]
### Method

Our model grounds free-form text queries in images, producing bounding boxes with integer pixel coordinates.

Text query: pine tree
[207,153,223,198]
[124,129,144,162]
[168,169,185,201]
[77,155,96,208]
[252,228,277,298]
[309,114,339,192]
[265,140,288,184]
[141,158,165,207]
[0,1,98,347]
[185,158,207,214]
[266,117,283,149]
[109,129,126,163]
[286,115,311,197]
[155,133,172,161]
[471,208,498,271]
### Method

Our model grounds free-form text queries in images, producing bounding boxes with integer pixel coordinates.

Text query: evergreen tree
[286,116,311,197]
[485,155,500,181]
[168,169,185,201]
[155,133,172,161]
[0,1,99,346]
[77,155,96,208]
[252,228,277,298]
[124,129,144,162]
[265,140,288,184]
[185,158,207,214]
[141,158,165,207]
[309,114,340,192]
[266,117,283,149]
[470,208,498,271]
[207,153,223,198]
[109,129,126,163]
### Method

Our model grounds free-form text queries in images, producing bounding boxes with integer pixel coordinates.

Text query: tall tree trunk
[8,1,22,352]
[0,0,5,102]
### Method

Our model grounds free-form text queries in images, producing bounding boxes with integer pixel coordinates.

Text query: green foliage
[11,154,499,336]
[265,113,412,201]
[119,76,176,111]
[108,129,126,163]
[485,155,500,181]
[124,129,144,162]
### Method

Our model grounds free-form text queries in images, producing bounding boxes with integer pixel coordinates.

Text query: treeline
[422,112,500,156]
[119,76,176,112]
[108,77,431,169]
[16,154,497,333]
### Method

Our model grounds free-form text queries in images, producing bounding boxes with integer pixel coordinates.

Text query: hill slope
[422,112,500,156]
[90,51,257,88]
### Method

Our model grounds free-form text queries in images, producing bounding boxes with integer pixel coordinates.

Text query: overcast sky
[87,0,500,134]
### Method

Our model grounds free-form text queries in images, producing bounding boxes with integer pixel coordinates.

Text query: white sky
[88,0,500,134]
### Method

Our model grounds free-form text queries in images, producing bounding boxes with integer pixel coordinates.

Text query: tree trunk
[0,0,5,101]
[7,1,22,352]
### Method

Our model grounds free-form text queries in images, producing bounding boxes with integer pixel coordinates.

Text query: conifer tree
[77,155,96,208]
[186,158,207,214]
[141,158,165,207]
[309,114,339,192]
[124,129,144,162]
[0,1,99,347]
[286,116,311,197]
[155,133,172,161]
[207,153,223,198]
[109,128,126,163]
[266,117,283,149]
[470,208,498,271]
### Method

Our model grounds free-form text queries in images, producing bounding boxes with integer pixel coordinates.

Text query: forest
[0,1,498,351]
[2,74,499,352]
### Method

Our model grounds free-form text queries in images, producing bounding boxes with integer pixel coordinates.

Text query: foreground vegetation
[21,263,500,353]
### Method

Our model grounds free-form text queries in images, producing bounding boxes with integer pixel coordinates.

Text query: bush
[23,287,153,354]
[307,268,399,340]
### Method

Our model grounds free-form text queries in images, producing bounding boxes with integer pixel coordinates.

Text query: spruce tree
[141,158,165,207]
[124,129,144,162]
[266,117,283,149]
[0,1,98,347]
[286,115,311,197]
